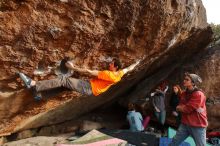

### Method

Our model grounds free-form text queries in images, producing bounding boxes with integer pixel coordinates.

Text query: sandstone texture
[0,0,213,136]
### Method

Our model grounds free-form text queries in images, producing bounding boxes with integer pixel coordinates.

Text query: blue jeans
[155,111,166,125]
[169,124,206,146]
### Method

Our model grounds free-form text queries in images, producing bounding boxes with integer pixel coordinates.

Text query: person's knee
[193,133,206,145]
[191,128,206,146]
[60,76,69,86]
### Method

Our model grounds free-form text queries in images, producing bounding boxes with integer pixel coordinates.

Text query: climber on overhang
[17,58,140,100]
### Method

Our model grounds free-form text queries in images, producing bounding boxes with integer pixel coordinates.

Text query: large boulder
[0,0,212,135]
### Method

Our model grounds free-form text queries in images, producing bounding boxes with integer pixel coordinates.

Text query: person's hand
[155,107,160,112]
[172,111,178,117]
[151,92,155,97]
[156,89,161,92]
[196,107,204,113]
[136,59,141,65]
[176,105,183,112]
[65,61,74,69]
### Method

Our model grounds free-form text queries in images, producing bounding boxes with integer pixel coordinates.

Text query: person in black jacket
[169,85,182,126]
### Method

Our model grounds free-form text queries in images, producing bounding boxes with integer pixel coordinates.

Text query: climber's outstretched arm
[65,61,99,76]
[122,60,140,74]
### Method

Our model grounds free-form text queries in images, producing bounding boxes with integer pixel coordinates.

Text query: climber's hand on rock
[65,61,74,69]
[136,59,141,64]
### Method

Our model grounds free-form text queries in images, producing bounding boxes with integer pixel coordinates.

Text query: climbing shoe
[34,95,42,101]
[17,72,32,88]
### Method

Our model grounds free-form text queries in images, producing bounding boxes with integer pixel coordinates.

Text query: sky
[201,0,220,24]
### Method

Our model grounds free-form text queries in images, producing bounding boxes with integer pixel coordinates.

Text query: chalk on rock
[60,0,68,2]
[48,26,62,39]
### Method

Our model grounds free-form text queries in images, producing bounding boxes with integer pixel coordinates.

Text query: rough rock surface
[0,0,212,136]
